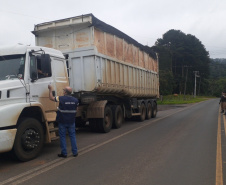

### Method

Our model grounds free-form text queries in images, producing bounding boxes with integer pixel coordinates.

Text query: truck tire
[12,118,44,161]
[112,105,123,129]
[151,102,157,118]
[139,103,146,121]
[98,106,112,133]
[146,102,152,120]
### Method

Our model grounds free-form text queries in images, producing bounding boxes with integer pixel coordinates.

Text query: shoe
[73,153,78,157]
[58,153,67,158]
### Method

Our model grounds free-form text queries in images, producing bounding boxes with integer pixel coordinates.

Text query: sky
[0,0,225,59]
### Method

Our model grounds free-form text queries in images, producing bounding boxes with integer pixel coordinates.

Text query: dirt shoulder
[158,104,193,111]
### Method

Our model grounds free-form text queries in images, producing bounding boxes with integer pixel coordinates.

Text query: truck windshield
[0,54,26,81]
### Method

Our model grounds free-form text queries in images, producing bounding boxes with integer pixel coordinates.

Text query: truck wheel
[139,103,146,121]
[151,102,157,118]
[12,118,44,161]
[146,103,152,120]
[98,106,112,133]
[112,105,123,129]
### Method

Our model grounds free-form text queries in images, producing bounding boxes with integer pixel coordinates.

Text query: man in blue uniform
[48,85,79,158]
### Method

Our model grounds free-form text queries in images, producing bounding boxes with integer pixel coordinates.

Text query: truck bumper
[0,129,17,153]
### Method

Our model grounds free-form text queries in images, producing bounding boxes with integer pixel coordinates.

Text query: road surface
[0,98,225,185]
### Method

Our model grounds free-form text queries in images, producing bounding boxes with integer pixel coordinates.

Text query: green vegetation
[149,29,223,96]
[208,59,226,96]
[157,95,215,105]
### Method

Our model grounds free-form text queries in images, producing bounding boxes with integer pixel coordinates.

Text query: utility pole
[183,66,191,98]
[193,71,200,98]
[198,76,201,96]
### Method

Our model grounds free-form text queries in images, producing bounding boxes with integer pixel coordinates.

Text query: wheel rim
[21,128,41,151]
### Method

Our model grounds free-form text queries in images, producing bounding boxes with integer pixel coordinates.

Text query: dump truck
[0,14,159,161]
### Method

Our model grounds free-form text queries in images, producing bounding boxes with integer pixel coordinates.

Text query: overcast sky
[0,0,225,58]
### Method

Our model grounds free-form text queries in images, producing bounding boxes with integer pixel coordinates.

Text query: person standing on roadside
[48,85,79,158]
[219,91,226,114]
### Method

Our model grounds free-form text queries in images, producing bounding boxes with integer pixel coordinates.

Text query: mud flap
[87,100,107,118]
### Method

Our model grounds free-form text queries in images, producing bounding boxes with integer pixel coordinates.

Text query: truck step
[49,128,59,132]
[51,136,60,141]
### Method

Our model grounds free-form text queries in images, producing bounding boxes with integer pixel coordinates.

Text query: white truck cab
[0,44,68,161]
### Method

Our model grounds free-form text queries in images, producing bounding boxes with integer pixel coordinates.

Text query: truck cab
[0,44,68,161]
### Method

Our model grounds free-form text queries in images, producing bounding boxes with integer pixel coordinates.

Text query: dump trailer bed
[33,14,159,98]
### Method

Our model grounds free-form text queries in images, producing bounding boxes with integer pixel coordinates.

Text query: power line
[0,9,48,21]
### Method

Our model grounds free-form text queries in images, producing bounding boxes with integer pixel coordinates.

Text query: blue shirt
[55,95,79,124]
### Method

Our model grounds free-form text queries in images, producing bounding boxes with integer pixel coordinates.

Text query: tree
[159,70,175,95]
[152,29,210,95]
[207,59,226,96]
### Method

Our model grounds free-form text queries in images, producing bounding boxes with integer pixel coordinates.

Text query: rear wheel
[151,102,157,118]
[112,105,123,129]
[139,103,146,121]
[146,103,152,120]
[12,118,44,161]
[98,106,112,133]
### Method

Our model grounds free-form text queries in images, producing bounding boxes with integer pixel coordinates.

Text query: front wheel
[12,118,44,161]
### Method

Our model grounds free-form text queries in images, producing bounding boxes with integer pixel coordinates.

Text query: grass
[157,95,215,105]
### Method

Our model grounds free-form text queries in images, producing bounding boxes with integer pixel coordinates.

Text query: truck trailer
[0,14,159,161]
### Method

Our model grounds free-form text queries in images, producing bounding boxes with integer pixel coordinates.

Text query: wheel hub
[22,129,40,150]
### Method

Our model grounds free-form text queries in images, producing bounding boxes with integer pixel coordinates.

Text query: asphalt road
[0,98,225,185]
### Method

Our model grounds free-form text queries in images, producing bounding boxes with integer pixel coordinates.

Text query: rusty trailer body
[33,14,159,132]
[33,14,159,98]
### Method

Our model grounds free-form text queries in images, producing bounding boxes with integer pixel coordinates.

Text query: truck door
[29,54,69,112]
[51,57,69,98]
[29,54,56,112]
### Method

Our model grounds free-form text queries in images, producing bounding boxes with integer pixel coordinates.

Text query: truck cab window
[37,56,50,78]
[0,54,26,81]
[30,54,52,81]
